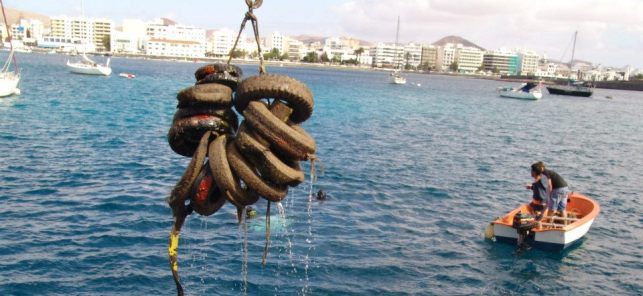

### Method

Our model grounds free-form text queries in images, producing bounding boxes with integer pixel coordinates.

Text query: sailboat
[0,0,20,97]
[66,0,112,76]
[546,31,592,97]
[390,16,406,85]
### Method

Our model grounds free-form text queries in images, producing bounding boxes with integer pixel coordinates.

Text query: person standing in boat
[530,161,571,226]
[526,178,546,220]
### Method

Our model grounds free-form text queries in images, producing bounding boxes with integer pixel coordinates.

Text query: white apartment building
[11,19,45,45]
[50,16,113,52]
[404,43,422,68]
[437,45,456,71]
[323,37,351,61]
[145,21,206,57]
[455,45,484,73]
[207,28,247,58]
[287,39,306,61]
[146,39,205,58]
[516,50,540,76]
[372,42,404,68]
[266,31,288,55]
[111,30,139,53]
[121,19,147,51]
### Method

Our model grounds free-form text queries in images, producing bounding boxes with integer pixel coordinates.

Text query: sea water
[1,53,641,295]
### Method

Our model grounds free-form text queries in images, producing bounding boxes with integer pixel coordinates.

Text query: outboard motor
[512,212,537,249]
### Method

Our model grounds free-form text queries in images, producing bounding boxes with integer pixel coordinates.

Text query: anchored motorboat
[119,72,136,79]
[497,82,543,100]
[486,192,600,251]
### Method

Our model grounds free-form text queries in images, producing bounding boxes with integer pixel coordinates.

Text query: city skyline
[6,0,643,69]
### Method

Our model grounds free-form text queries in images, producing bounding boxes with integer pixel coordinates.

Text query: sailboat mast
[395,16,400,69]
[569,31,577,69]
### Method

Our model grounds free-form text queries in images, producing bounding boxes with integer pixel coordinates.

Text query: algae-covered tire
[173,107,239,132]
[194,64,243,90]
[235,74,314,123]
[176,83,233,108]
[226,139,288,202]
[190,164,226,216]
[168,115,233,157]
[243,101,316,160]
[167,131,210,207]
[207,135,259,207]
[235,124,304,186]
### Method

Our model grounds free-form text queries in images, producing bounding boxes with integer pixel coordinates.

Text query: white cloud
[331,0,643,67]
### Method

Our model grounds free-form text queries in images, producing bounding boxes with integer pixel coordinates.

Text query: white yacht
[389,16,406,85]
[67,53,112,76]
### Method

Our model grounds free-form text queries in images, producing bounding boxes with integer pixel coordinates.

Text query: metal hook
[245,0,263,9]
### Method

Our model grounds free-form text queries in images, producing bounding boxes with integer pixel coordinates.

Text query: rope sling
[165,1,317,294]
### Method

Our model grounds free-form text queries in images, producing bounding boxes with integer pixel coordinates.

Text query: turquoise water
[1,53,641,295]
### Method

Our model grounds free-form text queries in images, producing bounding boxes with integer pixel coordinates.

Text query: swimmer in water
[246,206,257,219]
[316,189,327,201]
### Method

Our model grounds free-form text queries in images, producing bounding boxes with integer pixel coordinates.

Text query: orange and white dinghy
[486,192,600,251]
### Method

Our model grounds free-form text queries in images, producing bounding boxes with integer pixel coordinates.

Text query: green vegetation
[101,35,111,52]
[635,73,643,80]
[301,51,319,63]
[449,61,458,72]
[263,48,282,61]
[229,49,247,59]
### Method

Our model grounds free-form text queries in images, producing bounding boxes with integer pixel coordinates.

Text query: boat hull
[0,74,20,97]
[546,86,592,97]
[490,192,599,251]
[498,90,542,100]
[67,62,112,76]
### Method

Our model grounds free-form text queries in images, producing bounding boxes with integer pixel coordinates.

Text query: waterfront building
[120,19,147,52]
[437,45,456,71]
[144,20,206,58]
[323,37,351,61]
[207,28,247,58]
[38,36,87,53]
[372,42,404,68]
[287,39,306,61]
[420,45,439,71]
[10,19,45,46]
[516,49,539,76]
[404,43,423,68]
[50,16,113,52]
[111,30,139,53]
[482,50,519,75]
[454,45,484,73]
[266,31,289,55]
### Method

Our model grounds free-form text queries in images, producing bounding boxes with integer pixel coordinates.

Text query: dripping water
[239,207,249,296]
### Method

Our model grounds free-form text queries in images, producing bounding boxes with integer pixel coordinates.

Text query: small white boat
[67,53,112,76]
[497,82,542,100]
[0,9,21,98]
[0,72,20,97]
[119,73,136,79]
[486,192,600,251]
[390,70,406,85]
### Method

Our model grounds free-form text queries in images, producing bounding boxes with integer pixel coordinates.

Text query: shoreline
[24,49,643,91]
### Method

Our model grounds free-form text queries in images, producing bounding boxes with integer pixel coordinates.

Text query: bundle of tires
[167,63,316,220]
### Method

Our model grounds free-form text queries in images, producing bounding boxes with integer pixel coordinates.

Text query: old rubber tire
[190,164,226,216]
[227,138,288,202]
[173,107,239,132]
[194,64,243,90]
[176,83,233,108]
[167,132,210,207]
[235,123,304,186]
[207,135,259,207]
[243,101,316,160]
[168,115,233,157]
[235,74,314,123]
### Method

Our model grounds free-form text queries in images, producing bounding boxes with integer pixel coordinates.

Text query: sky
[8,0,643,69]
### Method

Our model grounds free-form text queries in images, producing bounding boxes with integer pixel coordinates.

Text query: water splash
[239,207,249,296]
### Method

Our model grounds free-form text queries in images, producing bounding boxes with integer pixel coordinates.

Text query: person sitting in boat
[530,161,571,227]
[519,82,536,93]
[526,179,546,220]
